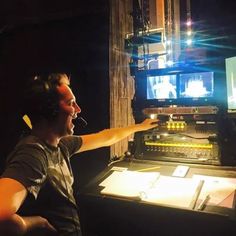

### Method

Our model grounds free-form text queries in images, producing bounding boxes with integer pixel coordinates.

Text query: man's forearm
[99,119,158,146]
[79,118,158,152]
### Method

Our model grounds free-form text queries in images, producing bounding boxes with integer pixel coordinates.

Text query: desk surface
[78,159,236,236]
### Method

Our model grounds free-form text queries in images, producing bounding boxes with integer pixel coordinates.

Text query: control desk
[78,159,236,236]
[78,106,236,236]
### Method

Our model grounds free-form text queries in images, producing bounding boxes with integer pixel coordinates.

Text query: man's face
[55,84,81,137]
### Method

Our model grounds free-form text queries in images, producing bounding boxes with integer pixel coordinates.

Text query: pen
[190,180,204,210]
[197,194,211,211]
[138,166,161,172]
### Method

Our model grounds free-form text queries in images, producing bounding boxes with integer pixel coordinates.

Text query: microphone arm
[77,117,88,128]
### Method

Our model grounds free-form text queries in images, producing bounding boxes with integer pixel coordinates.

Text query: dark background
[181,0,236,59]
[0,0,110,189]
[1,0,236,189]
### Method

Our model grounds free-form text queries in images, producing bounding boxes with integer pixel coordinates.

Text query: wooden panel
[109,0,135,158]
[156,0,165,29]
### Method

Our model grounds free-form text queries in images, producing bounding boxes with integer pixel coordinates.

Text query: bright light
[150,114,157,119]
[187,30,192,36]
[167,49,172,55]
[186,20,192,26]
[186,39,192,46]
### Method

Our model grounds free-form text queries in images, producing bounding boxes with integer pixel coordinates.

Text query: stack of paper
[100,170,201,208]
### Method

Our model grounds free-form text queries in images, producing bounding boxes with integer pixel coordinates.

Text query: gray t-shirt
[1,135,82,235]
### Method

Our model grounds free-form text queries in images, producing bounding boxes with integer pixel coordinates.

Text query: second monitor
[179,71,214,99]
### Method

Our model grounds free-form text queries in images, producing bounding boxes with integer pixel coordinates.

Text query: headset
[22,74,64,124]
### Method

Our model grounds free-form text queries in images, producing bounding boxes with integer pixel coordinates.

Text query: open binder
[100,170,236,210]
[100,170,202,209]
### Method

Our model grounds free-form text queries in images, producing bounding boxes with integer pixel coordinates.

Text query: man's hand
[24,216,57,236]
[0,214,57,236]
[136,118,159,132]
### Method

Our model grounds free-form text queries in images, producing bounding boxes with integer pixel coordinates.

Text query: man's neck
[31,125,60,147]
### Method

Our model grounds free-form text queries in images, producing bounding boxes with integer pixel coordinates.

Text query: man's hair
[21,73,70,126]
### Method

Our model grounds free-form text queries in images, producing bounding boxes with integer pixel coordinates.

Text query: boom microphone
[77,116,88,128]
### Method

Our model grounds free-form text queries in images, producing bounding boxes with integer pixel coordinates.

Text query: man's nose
[75,103,81,113]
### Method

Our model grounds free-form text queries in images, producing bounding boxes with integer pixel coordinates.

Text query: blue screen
[147,74,177,99]
[179,72,214,98]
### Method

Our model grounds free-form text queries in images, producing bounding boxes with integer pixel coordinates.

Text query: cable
[177,133,211,140]
[57,148,82,236]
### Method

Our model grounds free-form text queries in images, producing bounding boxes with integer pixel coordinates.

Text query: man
[0,73,158,235]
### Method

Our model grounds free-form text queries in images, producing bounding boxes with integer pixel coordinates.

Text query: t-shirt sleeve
[1,144,48,199]
[60,136,82,157]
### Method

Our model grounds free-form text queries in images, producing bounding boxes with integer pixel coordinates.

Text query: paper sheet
[100,170,160,198]
[193,174,236,208]
[142,175,201,208]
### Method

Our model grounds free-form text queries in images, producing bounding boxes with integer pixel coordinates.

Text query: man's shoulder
[60,135,82,145]
[15,135,47,153]
[59,135,82,156]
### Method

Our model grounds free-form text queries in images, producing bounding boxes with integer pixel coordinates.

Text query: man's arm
[0,178,56,235]
[78,118,158,153]
[0,178,27,220]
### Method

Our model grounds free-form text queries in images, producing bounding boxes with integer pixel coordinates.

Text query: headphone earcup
[39,80,60,120]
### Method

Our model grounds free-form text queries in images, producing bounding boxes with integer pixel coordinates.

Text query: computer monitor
[179,71,214,98]
[225,56,236,112]
[147,74,177,100]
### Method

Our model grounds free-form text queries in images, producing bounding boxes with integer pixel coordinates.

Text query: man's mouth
[70,113,77,119]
